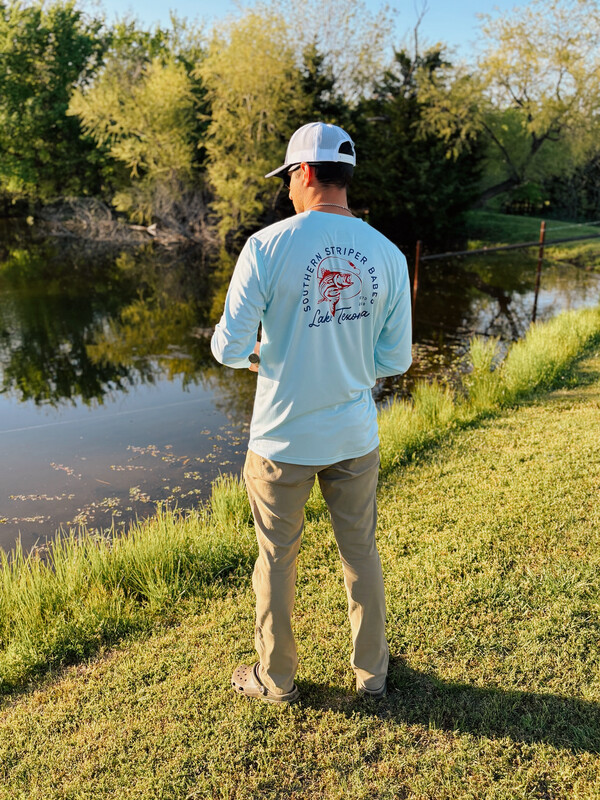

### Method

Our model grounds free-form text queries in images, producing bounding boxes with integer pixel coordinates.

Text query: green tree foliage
[68,20,208,231]
[418,0,600,205]
[197,10,317,242]
[0,0,107,201]
[251,41,351,227]
[300,42,349,129]
[5,0,596,243]
[70,57,197,222]
[350,50,483,248]
[543,150,600,220]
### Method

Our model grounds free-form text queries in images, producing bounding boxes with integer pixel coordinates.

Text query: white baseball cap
[265,122,356,178]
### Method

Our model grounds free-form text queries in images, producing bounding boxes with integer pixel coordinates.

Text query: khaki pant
[243,447,388,695]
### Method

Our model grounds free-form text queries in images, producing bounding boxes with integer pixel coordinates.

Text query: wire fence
[412,219,600,327]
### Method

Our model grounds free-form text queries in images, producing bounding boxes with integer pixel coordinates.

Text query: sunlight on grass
[0,304,599,693]
[2,361,600,797]
[380,305,600,472]
[0,502,255,691]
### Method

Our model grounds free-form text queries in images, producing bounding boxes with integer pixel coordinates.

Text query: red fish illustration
[317,257,362,316]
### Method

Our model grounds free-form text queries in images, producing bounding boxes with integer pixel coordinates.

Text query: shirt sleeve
[374,254,413,379]
[210,238,267,369]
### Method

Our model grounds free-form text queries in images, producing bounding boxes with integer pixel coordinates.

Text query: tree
[543,149,600,219]
[418,0,600,204]
[261,0,394,104]
[299,41,350,127]
[197,10,312,242]
[70,57,197,222]
[349,49,484,248]
[68,19,210,236]
[0,0,107,202]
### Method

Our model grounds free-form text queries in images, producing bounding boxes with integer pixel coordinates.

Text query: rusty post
[413,240,421,330]
[531,220,546,323]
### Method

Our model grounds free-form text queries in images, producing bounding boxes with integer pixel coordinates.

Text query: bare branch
[412,0,430,58]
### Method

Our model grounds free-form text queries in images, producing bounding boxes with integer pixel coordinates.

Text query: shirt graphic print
[317,257,362,316]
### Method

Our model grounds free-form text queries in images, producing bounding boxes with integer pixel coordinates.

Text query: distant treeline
[0,0,599,250]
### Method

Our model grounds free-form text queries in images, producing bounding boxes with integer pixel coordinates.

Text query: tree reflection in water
[0,225,598,550]
[379,249,600,402]
[0,239,136,406]
[0,237,218,407]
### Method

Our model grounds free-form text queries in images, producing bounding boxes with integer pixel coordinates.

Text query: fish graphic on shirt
[317,257,362,316]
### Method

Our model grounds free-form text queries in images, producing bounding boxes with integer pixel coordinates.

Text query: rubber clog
[231,662,300,704]
[356,679,387,699]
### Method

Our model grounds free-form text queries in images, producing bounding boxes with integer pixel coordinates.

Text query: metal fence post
[413,240,421,330]
[531,220,546,323]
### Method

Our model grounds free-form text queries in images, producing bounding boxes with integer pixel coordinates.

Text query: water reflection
[0,237,216,407]
[0,226,598,551]
[381,248,600,398]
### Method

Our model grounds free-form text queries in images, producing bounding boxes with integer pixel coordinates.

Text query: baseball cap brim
[264,163,296,179]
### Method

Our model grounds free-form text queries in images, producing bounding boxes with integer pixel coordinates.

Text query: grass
[0,305,597,698]
[465,210,600,270]
[0,307,599,696]
[465,209,600,246]
[378,306,600,471]
[1,348,600,797]
[0,488,255,693]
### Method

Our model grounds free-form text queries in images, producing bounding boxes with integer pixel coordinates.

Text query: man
[211,122,412,703]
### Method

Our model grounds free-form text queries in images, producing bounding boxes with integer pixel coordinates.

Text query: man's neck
[302,190,351,215]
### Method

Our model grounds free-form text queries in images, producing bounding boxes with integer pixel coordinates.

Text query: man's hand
[249,341,260,372]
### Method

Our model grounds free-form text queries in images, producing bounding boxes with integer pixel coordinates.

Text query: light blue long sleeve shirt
[211,210,412,464]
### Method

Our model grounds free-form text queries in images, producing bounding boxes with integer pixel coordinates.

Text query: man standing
[211,122,412,703]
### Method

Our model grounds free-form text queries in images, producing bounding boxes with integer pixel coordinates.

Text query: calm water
[1,224,598,553]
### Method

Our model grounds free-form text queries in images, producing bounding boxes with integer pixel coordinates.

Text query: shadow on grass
[297,656,600,754]
[389,657,599,754]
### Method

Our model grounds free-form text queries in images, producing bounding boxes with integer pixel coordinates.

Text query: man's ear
[300,162,314,186]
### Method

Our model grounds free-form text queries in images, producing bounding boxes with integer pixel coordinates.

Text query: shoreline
[1,316,600,797]
[0,304,599,696]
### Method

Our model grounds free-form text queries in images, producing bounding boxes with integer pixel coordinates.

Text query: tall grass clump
[1,305,599,694]
[379,305,600,473]
[463,336,503,411]
[209,473,252,532]
[379,380,455,471]
[0,483,255,693]
[500,307,600,402]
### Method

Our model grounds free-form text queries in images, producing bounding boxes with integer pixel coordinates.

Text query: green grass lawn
[465,210,600,245]
[1,352,600,799]
[465,211,600,271]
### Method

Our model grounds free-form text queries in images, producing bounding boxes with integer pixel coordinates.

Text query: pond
[1,223,598,554]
